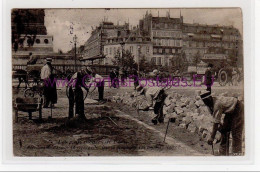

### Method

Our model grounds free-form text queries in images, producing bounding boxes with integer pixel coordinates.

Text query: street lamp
[120,42,125,67]
[73,34,78,72]
[137,45,141,76]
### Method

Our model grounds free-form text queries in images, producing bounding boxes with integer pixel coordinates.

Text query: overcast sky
[44,8,242,52]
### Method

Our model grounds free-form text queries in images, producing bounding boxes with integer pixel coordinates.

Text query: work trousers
[206,85,211,94]
[97,81,104,101]
[153,90,167,122]
[68,87,84,119]
[219,100,244,155]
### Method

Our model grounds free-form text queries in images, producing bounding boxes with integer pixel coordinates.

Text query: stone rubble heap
[112,91,243,142]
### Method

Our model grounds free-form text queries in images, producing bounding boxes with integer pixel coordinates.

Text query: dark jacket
[205,69,213,86]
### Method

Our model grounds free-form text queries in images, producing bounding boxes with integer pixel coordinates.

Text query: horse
[12,69,29,89]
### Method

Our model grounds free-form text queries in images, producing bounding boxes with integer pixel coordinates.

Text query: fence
[12,64,118,76]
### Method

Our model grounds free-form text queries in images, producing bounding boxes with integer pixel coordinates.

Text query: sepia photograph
[11,8,244,157]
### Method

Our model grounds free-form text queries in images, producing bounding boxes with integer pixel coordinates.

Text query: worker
[86,67,105,102]
[27,52,37,65]
[109,69,116,88]
[135,85,167,125]
[200,91,244,156]
[204,63,214,94]
[232,67,239,86]
[67,68,89,120]
[41,57,57,108]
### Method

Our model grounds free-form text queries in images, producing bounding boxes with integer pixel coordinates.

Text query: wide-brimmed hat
[46,57,52,62]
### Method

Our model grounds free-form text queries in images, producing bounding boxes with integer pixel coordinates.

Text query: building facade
[82,21,130,65]
[82,11,243,69]
[103,28,153,65]
[139,12,184,67]
[182,23,242,66]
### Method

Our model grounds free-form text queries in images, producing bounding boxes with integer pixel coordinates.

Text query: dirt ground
[12,83,243,156]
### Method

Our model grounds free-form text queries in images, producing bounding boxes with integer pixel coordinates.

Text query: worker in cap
[40,57,57,108]
[67,67,89,120]
[135,85,167,125]
[199,91,244,156]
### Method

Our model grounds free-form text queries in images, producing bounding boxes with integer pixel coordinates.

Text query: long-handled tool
[211,144,215,155]
[163,118,171,142]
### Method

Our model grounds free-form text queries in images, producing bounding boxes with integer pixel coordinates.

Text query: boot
[152,118,158,125]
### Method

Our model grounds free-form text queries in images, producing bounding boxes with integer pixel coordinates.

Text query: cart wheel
[218,70,228,86]
[24,88,35,98]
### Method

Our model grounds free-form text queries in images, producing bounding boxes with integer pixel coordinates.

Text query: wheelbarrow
[13,97,43,122]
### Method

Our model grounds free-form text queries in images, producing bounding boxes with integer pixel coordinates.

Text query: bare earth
[12,82,243,156]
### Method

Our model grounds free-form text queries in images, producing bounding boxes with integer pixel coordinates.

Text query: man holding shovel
[67,68,89,120]
[133,85,167,125]
[200,91,244,156]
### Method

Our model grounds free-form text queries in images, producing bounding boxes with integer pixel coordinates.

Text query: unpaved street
[13,82,243,156]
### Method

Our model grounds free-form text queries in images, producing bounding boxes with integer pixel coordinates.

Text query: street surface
[12,79,243,156]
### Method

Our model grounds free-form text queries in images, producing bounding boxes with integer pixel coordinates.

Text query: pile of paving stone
[112,91,243,142]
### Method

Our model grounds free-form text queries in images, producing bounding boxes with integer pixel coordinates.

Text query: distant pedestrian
[232,68,239,86]
[205,64,213,94]
[27,52,38,65]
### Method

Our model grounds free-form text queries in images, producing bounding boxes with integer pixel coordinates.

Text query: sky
[44,8,242,53]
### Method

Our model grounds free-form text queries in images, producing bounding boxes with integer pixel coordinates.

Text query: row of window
[183,26,239,35]
[152,31,182,38]
[184,41,237,48]
[150,57,177,66]
[153,39,182,47]
[105,46,151,56]
[184,34,239,41]
[153,48,181,54]
[152,23,181,30]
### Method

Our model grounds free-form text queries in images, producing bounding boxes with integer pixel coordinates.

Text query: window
[164,57,168,66]
[157,57,162,65]
[109,47,112,55]
[146,46,149,53]
[172,49,176,54]
[44,39,49,44]
[176,40,181,47]
[151,57,156,64]
[105,48,108,54]
[130,46,133,53]
[165,49,170,53]
[159,48,163,53]
[36,39,40,44]
[113,47,116,55]
[153,48,157,54]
